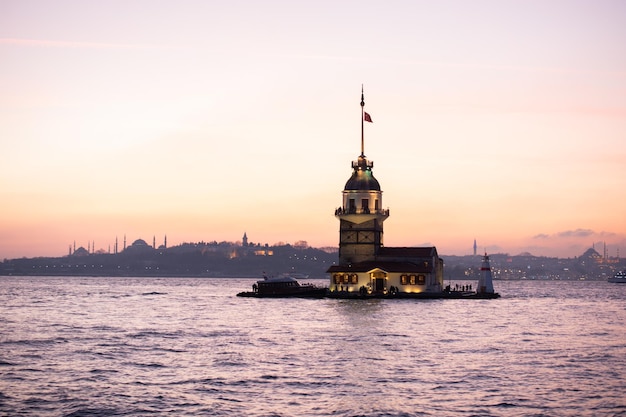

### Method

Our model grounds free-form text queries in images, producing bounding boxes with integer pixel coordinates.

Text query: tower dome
[344,155,381,191]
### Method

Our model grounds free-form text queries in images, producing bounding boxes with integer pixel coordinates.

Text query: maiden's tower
[327,89,444,297]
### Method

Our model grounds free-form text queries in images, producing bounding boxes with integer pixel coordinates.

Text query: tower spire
[360,85,365,156]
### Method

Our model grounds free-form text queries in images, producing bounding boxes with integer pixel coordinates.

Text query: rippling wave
[1,277,625,416]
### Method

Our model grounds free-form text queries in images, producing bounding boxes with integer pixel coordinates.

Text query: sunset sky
[1,0,625,260]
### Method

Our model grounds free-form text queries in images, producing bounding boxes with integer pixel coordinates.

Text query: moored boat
[237,275,327,298]
[608,270,626,283]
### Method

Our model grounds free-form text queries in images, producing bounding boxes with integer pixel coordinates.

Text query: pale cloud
[557,229,595,238]
[534,229,621,241]
[379,57,626,79]
[0,38,171,50]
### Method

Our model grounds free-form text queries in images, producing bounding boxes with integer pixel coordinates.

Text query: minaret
[477,252,495,294]
[473,239,477,256]
[334,87,389,264]
[153,235,156,249]
[164,235,167,249]
[124,235,126,251]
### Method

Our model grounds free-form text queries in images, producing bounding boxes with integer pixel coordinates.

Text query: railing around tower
[334,207,390,216]
[352,159,374,169]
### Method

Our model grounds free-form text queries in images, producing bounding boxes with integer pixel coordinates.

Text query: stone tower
[335,88,389,264]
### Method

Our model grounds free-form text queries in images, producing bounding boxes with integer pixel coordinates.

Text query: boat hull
[237,288,328,298]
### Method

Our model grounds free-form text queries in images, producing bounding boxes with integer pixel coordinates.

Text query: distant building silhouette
[72,246,89,257]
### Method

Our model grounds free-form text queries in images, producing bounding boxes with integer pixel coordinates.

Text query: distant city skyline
[1,1,625,260]
[15,232,624,261]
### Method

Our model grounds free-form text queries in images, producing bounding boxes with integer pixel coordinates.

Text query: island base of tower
[325,290,500,299]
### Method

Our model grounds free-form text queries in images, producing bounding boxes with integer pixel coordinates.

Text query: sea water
[1,277,624,417]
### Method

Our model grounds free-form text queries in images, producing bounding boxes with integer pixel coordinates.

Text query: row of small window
[332,274,359,284]
[401,274,425,285]
[332,274,426,285]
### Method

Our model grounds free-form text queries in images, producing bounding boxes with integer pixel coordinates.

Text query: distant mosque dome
[124,238,154,253]
[344,155,381,191]
[72,247,89,257]
[131,239,149,247]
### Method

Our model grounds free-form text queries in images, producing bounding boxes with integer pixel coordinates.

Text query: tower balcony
[334,207,389,225]
[352,158,373,169]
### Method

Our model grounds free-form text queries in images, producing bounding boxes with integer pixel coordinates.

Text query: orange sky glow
[1,0,625,260]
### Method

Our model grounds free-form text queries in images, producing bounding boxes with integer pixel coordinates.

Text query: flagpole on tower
[360,85,365,156]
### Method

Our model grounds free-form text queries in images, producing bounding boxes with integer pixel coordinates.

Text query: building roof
[327,246,440,274]
[344,168,381,191]
[378,247,438,258]
[344,155,381,191]
[327,260,434,274]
